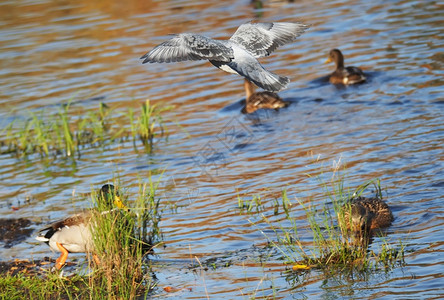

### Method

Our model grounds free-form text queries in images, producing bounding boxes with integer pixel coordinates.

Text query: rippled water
[1,0,443,298]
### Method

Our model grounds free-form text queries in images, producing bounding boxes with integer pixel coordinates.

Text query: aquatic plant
[255,167,404,274]
[0,99,173,159]
[0,177,164,299]
[126,99,172,153]
[88,177,162,298]
[237,189,292,216]
[237,193,264,214]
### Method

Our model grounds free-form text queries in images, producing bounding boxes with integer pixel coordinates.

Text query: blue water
[1,0,443,298]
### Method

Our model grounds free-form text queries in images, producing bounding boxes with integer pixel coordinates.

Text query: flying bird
[141,21,309,92]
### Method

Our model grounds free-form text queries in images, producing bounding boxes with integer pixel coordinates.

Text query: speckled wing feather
[352,197,388,212]
[344,66,366,84]
[37,212,91,240]
[141,33,234,63]
[349,197,393,229]
[229,22,309,58]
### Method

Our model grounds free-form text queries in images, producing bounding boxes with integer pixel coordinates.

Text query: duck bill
[325,57,332,64]
[114,196,128,210]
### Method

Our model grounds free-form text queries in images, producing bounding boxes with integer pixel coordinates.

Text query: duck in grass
[326,49,366,85]
[141,21,309,92]
[36,184,127,270]
[242,78,289,113]
[342,196,393,238]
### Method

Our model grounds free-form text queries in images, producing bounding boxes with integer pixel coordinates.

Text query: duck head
[99,184,127,210]
[326,49,345,69]
[349,204,372,240]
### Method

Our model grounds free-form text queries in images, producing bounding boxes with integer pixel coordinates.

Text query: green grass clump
[0,99,173,158]
[0,178,163,299]
[88,177,163,299]
[237,189,292,216]
[127,99,172,153]
[0,272,88,299]
[258,167,404,274]
[237,193,264,214]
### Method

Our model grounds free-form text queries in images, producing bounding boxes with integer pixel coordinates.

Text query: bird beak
[114,196,128,211]
[325,57,331,64]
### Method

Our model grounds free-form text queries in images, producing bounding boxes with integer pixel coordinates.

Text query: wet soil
[0,218,34,249]
[0,258,57,276]
[0,218,45,276]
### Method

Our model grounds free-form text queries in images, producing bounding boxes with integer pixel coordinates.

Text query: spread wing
[141,33,234,63]
[229,22,309,58]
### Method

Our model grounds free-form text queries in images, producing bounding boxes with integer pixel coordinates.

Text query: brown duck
[343,196,393,236]
[36,184,126,270]
[242,79,289,114]
[326,49,366,85]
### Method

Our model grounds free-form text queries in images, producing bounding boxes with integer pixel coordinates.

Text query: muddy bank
[0,218,34,248]
[0,258,58,276]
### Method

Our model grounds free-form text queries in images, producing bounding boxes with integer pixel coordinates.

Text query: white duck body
[36,212,94,253]
[46,220,93,253]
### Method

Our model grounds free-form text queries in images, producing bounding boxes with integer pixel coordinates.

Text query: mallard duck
[343,196,393,236]
[326,49,366,85]
[242,79,289,113]
[141,21,309,92]
[36,184,126,270]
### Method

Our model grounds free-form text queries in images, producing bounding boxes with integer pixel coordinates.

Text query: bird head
[325,49,344,68]
[99,184,128,211]
[350,204,372,237]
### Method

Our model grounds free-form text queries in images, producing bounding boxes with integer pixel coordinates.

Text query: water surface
[1,0,443,298]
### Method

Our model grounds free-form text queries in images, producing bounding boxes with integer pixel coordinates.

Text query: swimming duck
[326,49,366,85]
[36,184,126,270]
[242,79,289,113]
[342,196,393,236]
[141,21,309,92]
